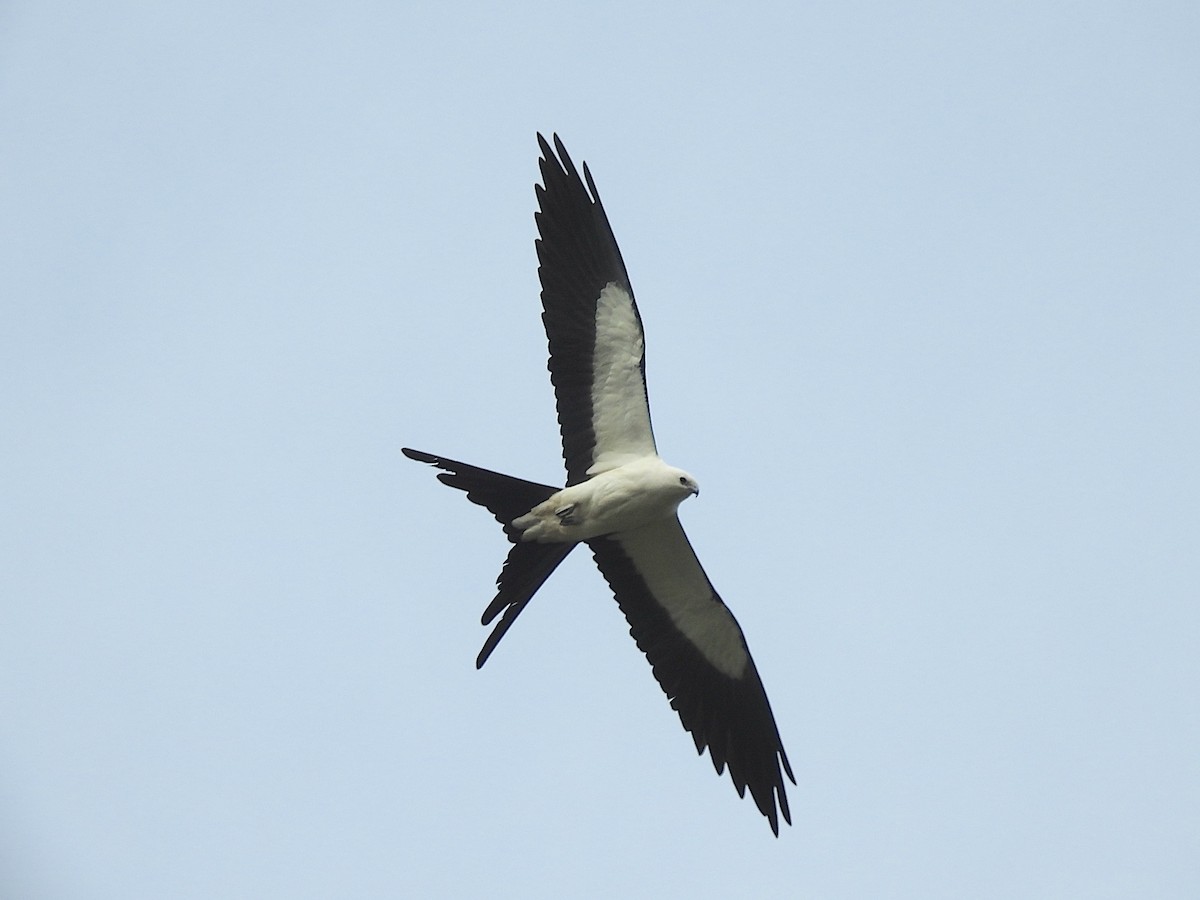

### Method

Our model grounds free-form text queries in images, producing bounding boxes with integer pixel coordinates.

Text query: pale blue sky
[2,2,1198,897]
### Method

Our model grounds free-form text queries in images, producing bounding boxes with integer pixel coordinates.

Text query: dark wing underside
[535,134,656,484]
[587,518,795,835]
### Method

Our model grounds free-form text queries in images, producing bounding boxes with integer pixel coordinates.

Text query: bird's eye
[679,476,689,486]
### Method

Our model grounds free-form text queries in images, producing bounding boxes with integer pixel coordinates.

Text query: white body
[514,456,699,543]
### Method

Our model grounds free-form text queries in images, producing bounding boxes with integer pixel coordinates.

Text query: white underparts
[512,456,696,544]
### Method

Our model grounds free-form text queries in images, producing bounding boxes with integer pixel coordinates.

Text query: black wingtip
[781,747,797,785]
[401,447,434,463]
[537,132,580,182]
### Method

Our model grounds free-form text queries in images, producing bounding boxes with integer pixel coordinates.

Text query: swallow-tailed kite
[403,134,794,834]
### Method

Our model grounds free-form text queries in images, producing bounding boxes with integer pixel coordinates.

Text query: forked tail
[402,448,576,667]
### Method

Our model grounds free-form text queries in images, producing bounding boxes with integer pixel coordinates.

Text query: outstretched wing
[588,517,795,836]
[535,133,657,486]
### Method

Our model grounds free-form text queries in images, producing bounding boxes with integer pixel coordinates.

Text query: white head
[667,466,700,501]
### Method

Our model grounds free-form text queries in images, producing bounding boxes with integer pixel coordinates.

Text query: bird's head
[670,469,700,500]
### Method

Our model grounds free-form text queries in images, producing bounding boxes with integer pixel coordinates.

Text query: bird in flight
[403,134,794,834]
